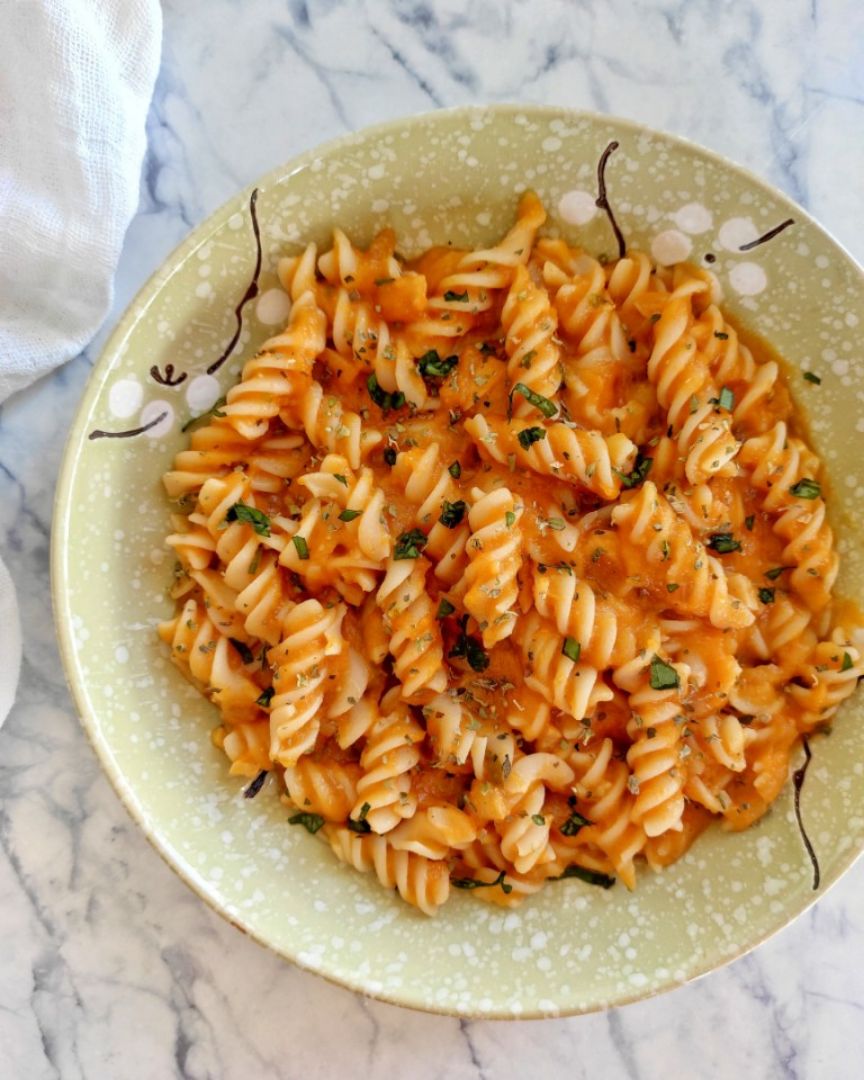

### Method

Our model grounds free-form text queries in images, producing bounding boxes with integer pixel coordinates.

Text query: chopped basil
[439,500,467,528]
[562,637,581,663]
[707,532,742,554]
[226,501,271,537]
[374,276,395,286]
[443,289,469,303]
[511,382,557,417]
[531,814,546,826]
[517,426,547,449]
[394,528,428,559]
[417,349,458,378]
[714,331,729,340]
[451,869,512,893]
[560,811,591,837]
[256,687,275,708]
[649,655,679,691]
[244,770,268,799]
[745,514,755,531]
[339,508,362,522]
[718,386,734,411]
[764,566,793,580]
[289,811,325,833]
[842,652,854,672]
[666,583,680,592]
[448,461,462,479]
[545,517,566,531]
[505,510,516,527]
[436,598,456,619]
[790,477,821,500]
[555,865,615,888]
[367,373,405,412]
[229,638,255,664]
[292,535,310,560]
[181,395,227,432]
[449,631,490,672]
[803,371,821,385]
[383,447,397,466]
[333,474,349,486]
[758,587,775,604]
[617,453,653,489]
[649,313,661,323]
[346,815,372,834]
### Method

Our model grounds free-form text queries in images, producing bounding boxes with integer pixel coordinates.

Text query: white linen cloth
[0,0,162,727]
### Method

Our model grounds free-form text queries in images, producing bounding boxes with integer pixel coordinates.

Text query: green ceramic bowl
[52,105,864,1018]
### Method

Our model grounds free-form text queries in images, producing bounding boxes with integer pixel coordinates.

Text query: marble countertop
[2,1,864,1076]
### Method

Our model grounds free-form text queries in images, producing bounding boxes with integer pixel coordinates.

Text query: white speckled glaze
[52,105,864,1019]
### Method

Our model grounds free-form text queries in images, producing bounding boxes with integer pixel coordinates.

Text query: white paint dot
[255,287,292,326]
[115,646,129,664]
[185,374,221,412]
[108,378,143,419]
[651,229,692,266]
[672,202,713,234]
[228,212,244,231]
[542,136,562,152]
[195,281,213,299]
[140,399,174,438]
[367,164,386,180]
[729,261,767,296]
[371,199,389,213]
[719,217,759,251]
[557,189,597,226]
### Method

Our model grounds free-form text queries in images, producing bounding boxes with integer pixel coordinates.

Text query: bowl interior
[53,105,864,1018]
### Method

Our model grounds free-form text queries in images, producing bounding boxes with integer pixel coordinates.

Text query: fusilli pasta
[160,194,863,914]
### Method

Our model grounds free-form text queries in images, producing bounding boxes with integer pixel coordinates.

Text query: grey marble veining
[1,1,863,1077]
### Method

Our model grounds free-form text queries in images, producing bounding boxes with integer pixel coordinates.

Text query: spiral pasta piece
[517,611,613,732]
[458,486,523,646]
[497,783,555,874]
[301,381,383,470]
[625,667,689,838]
[284,757,361,821]
[218,721,271,778]
[788,637,864,720]
[647,295,741,482]
[324,825,450,915]
[740,422,837,608]
[387,806,477,859]
[612,482,756,629]
[351,701,425,833]
[158,597,262,717]
[267,599,346,767]
[531,565,641,668]
[393,445,470,585]
[376,557,447,699]
[464,414,637,501]
[562,738,645,888]
[503,263,562,412]
[220,291,326,440]
[424,693,516,781]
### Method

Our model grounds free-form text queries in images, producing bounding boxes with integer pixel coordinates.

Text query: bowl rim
[51,102,864,1019]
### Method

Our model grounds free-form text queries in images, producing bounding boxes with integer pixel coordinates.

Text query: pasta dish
[158,193,862,914]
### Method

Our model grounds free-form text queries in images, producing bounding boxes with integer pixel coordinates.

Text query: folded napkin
[0,0,162,727]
